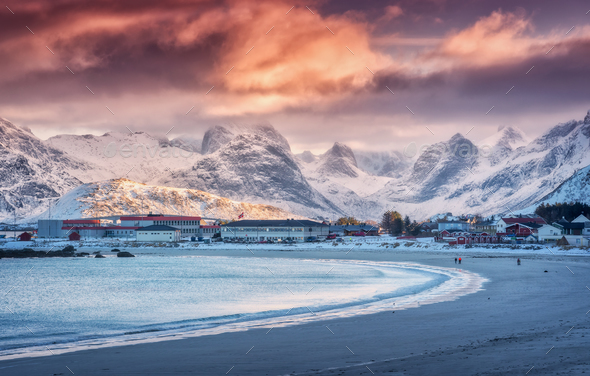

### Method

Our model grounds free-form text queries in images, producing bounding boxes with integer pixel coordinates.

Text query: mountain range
[1,110,590,223]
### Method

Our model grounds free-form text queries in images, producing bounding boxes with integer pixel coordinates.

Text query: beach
[1,247,589,375]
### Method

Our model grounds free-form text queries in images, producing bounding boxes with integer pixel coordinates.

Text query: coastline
[1,248,589,375]
[0,258,484,360]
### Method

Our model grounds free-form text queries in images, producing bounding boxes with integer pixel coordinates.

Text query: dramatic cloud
[1,1,589,152]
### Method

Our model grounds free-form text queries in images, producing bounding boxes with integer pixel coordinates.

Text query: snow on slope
[517,164,590,213]
[371,110,590,219]
[0,118,94,222]
[354,150,411,178]
[160,126,343,219]
[38,178,302,220]
[290,142,390,219]
[45,131,198,184]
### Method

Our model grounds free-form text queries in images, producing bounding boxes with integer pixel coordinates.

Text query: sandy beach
[1,247,589,375]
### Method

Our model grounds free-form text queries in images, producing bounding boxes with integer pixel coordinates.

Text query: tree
[408,220,422,236]
[403,215,411,231]
[392,217,404,235]
[535,202,590,223]
[381,211,403,235]
[336,216,360,225]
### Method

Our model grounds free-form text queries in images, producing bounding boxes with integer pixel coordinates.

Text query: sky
[1,0,590,154]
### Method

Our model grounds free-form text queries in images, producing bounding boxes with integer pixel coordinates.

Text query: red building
[17,232,32,241]
[68,232,81,241]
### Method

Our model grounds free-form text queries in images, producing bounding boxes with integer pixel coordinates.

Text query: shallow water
[0,255,450,356]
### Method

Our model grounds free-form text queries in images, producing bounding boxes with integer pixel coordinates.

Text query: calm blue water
[0,255,447,355]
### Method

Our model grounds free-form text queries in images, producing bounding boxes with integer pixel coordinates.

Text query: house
[553,218,584,235]
[437,221,470,232]
[220,219,329,242]
[136,225,181,242]
[571,214,590,223]
[420,222,439,233]
[474,221,497,234]
[457,236,469,245]
[502,222,543,238]
[552,217,590,246]
[68,232,81,241]
[17,232,32,241]
[496,217,546,234]
[537,224,563,242]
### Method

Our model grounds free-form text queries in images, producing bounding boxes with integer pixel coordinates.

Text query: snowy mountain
[316,142,360,178]
[160,125,343,219]
[3,110,590,223]
[37,178,300,221]
[0,118,92,221]
[480,125,529,166]
[295,150,317,164]
[45,131,197,184]
[354,150,411,178]
[518,164,590,213]
[370,110,590,219]
[296,143,393,219]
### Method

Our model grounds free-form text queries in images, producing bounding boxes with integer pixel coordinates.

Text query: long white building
[136,225,181,242]
[220,219,329,242]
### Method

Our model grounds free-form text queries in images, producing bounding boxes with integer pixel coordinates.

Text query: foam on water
[0,256,486,359]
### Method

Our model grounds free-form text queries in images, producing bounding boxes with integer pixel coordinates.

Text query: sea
[0,255,473,358]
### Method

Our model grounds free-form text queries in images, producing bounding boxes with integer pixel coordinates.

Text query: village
[2,211,590,248]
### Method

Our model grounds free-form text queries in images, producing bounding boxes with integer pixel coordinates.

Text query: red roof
[63,219,100,224]
[501,217,546,224]
[120,216,201,221]
[61,226,139,230]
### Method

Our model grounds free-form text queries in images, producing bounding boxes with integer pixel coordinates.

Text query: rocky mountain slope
[0,118,90,221]
[370,111,590,219]
[40,178,299,221]
[3,110,590,223]
[160,126,343,219]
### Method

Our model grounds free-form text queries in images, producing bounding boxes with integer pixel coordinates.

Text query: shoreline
[1,249,589,375]
[0,257,485,360]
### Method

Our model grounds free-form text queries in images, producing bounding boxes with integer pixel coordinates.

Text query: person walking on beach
[455,258,457,264]
[517,258,521,265]
[458,257,462,264]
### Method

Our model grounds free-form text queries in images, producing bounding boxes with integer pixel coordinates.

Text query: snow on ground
[2,236,589,256]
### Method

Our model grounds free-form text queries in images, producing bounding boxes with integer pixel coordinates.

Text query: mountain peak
[584,110,590,124]
[316,142,359,178]
[201,125,235,154]
[297,150,317,163]
[325,142,357,166]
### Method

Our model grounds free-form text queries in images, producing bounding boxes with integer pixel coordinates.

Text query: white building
[136,225,181,242]
[537,224,563,242]
[221,219,329,242]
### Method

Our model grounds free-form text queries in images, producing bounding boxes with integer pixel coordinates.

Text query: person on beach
[517,258,521,265]
[455,258,457,264]
[458,257,462,264]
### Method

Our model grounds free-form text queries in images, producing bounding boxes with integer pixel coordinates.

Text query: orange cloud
[203,1,394,115]
[422,10,543,68]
